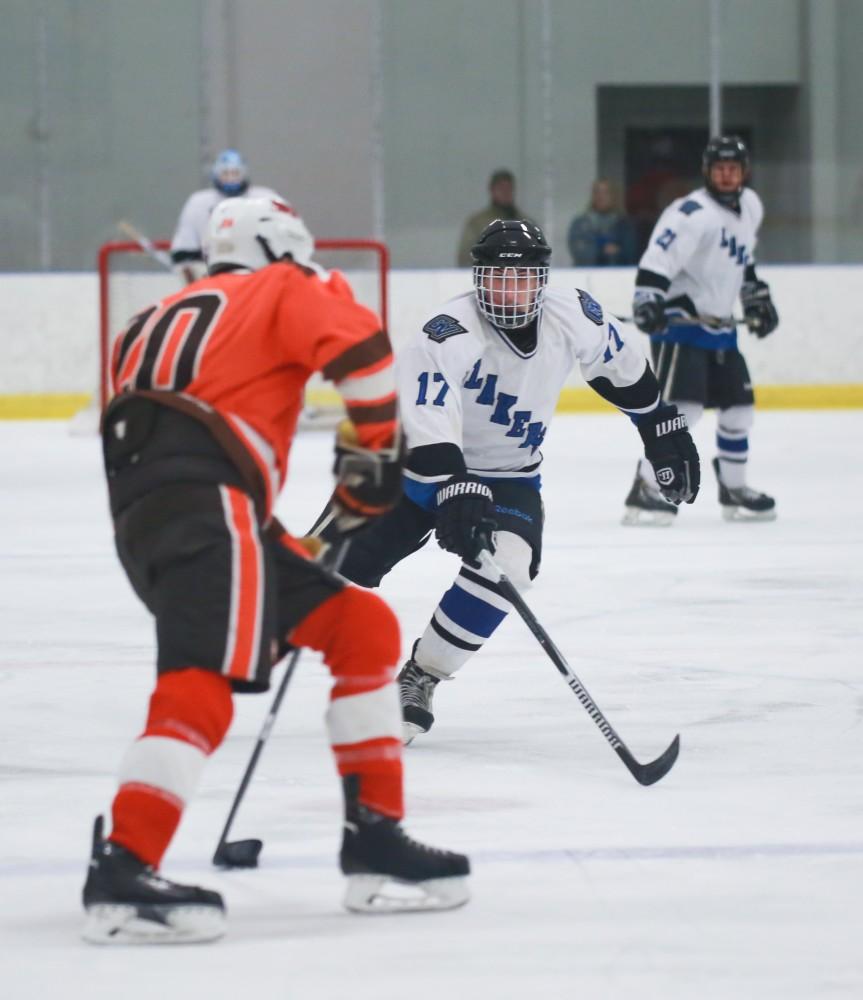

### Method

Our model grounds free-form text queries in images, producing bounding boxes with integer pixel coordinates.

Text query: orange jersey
[110,262,396,515]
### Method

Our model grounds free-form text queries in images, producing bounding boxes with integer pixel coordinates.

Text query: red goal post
[97,237,390,411]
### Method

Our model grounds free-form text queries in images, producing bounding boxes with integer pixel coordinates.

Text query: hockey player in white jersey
[314,219,699,743]
[170,149,286,283]
[623,135,779,525]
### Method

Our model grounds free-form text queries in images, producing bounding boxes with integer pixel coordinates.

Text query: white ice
[1,412,862,1000]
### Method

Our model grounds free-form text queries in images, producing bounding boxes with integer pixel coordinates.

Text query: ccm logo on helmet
[498,252,524,258]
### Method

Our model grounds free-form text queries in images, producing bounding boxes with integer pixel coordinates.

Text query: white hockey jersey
[398,287,654,502]
[638,187,763,348]
[170,186,285,259]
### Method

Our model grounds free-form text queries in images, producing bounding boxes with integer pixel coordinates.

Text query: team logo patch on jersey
[423,314,468,342]
[577,289,604,326]
[678,199,703,216]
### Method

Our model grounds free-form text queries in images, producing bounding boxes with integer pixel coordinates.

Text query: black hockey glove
[434,476,497,567]
[637,405,700,505]
[331,421,404,534]
[632,290,668,335]
[740,280,779,338]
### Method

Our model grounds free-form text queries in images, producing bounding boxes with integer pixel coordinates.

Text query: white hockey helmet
[206,197,315,273]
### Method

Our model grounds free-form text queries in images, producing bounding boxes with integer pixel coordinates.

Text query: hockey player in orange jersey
[82,197,469,945]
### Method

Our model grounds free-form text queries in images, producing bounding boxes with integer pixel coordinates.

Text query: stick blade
[616,734,680,786]
[212,838,263,869]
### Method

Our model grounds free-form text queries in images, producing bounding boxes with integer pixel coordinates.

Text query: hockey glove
[740,281,779,338]
[637,405,700,505]
[434,476,497,567]
[331,420,404,535]
[632,290,668,335]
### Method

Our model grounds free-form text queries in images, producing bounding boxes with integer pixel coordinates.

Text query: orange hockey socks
[291,587,404,818]
[109,668,233,867]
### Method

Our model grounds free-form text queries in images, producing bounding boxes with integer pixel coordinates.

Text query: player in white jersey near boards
[313,219,700,743]
[622,135,779,526]
[170,149,285,283]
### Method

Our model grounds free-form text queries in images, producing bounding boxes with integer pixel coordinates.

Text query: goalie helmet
[211,149,250,196]
[471,219,551,329]
[206,197,314,273]
[702,135,749,208]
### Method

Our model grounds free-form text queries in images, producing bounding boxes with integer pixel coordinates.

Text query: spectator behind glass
[456,169,534,266]
[567,179,637,267]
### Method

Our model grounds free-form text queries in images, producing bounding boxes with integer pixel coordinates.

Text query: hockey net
[72,237,389,433]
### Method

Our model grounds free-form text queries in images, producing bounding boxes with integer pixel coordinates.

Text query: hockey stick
[116,219,174,271]
[212,537,351,869]
[617,313,747,328]
[212,646,302,869]
[477,548,679,786]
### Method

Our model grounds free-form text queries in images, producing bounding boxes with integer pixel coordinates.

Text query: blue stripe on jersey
[478,473,542,493]
[651,324,738,351]
[717,434,748,453]
[439,583,508,639]
[402,476,439,511]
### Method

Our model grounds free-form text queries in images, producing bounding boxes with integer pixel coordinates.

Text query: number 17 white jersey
[396,286,652,486]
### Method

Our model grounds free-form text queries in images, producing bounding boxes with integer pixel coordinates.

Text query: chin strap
[255,234,280,264]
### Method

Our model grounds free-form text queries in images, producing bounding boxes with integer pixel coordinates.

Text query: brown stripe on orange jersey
[322,329,392,383]
[345,397,397,426]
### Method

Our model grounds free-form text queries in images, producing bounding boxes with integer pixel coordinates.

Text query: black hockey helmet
[471,219,551,329]
[470,218,551,267]
[702,135,750,207]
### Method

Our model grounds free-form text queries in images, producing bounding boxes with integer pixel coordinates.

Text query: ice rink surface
[1,411,862,999]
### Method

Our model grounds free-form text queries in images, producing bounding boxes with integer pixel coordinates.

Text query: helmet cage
[473,264,549,329]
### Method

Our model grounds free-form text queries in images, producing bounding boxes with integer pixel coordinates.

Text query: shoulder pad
[423,314,468,342]
[576,289,604,326]
[678,199,703,216]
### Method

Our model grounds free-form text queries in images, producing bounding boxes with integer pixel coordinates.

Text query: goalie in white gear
[623,135,779,525]
[170,149,287,284]
[312,219,700,744]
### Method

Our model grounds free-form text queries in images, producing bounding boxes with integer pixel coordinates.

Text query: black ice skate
[712,458,777,522]
[398,646,442,745]
[621,463,678,526]
[339,776,470,913]
[82,816,226,945]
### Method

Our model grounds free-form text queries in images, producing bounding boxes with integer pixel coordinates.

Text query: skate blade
[401,721,425,746]
[82,902,226,945]
[343,874,469,914]
[621,506,676,527]
[721,506,777,523]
